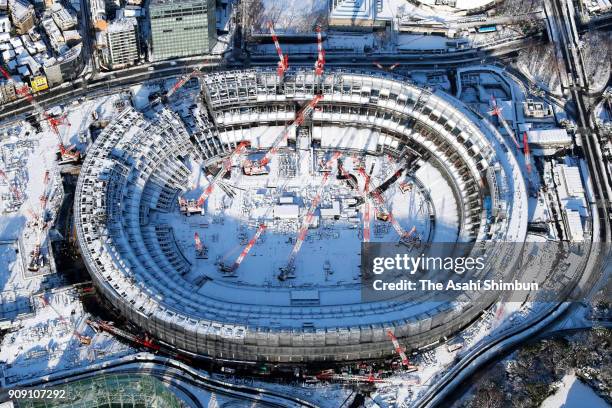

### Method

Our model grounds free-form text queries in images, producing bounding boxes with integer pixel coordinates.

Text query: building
[50,3,77,30]
[43,43,84,86]
[0,78,16,103]
[9,0,35,34]
[103,18,140,69]
[0,13,9,33]
[525,128,572,156]
[523,99,554,119]
[148,0,215,61]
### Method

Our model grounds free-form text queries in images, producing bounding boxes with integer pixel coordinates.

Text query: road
[0,33,543,123]
[415,2,610,406]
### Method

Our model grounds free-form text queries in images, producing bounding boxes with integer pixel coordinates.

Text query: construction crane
[220,223,267,274]
[194,232,208,259]
[195,140,251,207]
[87,319,161,352]
[268,22,289,79]
[314,25,325,76]
[27,171,55,271]
[0,169,23,203]
[488,95,520,149]
[522,131,532,174]
[149,68,203,107]
[357,167,417,245]
[243,95,323,175]
[386,330,418,370]
[39,294,91,345]
[337,160,370,242]
[279,152,342,280]
[0,66,80,164]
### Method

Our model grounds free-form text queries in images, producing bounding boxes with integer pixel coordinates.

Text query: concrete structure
[9,0,35,34]
[0,79,16,103]
[148,0,215,61]
[329,0,390,30]
[525,128,572,155]
[43,43,84,86]
[103,18,140,69]
[50,3,77,30]
[75,69,527,363]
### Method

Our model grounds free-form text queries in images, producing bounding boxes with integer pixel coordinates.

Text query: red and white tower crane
[488,95,520,149]
[386,330,415,369]
[28,171,54,271]
[279,151,342,280]
[269,22,289,79]
[314,26,326,76]
[522,131,532,174]
[243,94,323,175]
[0,66,80,163]
[195,140,250,207]
[221,223,267,274]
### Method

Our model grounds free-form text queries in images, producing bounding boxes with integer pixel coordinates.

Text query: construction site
[71,28,529,365]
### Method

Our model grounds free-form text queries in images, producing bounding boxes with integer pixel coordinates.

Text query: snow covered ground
[0,93,135,385]
[0,287,133,385]
[172,152,444,287]
[541,374,610,408]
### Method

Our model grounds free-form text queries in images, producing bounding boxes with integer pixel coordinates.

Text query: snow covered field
[173,152,444,288]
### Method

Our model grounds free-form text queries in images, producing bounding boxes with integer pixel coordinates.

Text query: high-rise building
[148,0,215,61]
[9,0,35,34]
[103,18,140,69]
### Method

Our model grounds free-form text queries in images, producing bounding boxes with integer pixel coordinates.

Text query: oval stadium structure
[75,68,528,362]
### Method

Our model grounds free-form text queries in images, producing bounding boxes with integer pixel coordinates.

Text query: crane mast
[314,26,325,76]
[196,140,250,207]
[488,95,520,149]
[268,22,289,79]
[279,152,342,280]
[222,223,267,274]
[0,67,79,163]
[243,94,323,174]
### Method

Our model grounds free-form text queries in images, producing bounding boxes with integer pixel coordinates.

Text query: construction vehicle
[243,95,323,175]
[220,223,266,274]
[178,197,205,215]
[488,95,520,149]
[387,330,418,371]
[269,22,289,79]
[0,66,81,164]
[279,152,342,280]
[194,232,208,259]
[39,293,92,345]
